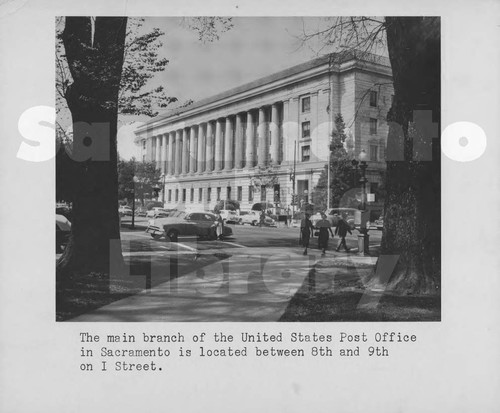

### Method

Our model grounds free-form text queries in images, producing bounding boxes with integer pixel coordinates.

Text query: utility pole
[290,141,297,220]
[327,150,331,210]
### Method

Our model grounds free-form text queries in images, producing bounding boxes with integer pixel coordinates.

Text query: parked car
[56,213,71,253]
[311,208,357,229]
[146,211,233,242]
[238,211,276,227]
[135,206,148,217]
[146,207,170,218]
[218,209,239,224]
[374,217,384,230]
[118,205,133,216]
[56,205,72,220]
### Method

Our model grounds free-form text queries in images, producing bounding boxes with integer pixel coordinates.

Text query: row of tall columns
[147,103,282,177]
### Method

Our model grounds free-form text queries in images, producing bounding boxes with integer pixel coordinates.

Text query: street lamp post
[355,149,369,254]
[289,140,297,223]
[131,175,139,229]
[161,173,166,204]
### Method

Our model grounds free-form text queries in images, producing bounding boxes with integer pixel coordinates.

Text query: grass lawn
[56,253,226,321]
[280,257,440,322]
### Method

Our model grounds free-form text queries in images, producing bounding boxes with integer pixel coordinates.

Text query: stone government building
[134,51,393,213]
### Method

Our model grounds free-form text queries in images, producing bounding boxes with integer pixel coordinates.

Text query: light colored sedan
[239,211,276,227]
[146,211,233,242]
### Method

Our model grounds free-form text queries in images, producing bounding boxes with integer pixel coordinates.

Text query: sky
[113,17,387,159]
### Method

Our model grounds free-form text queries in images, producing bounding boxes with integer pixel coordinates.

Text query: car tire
[251,220,257,226]
[166,229,179,242]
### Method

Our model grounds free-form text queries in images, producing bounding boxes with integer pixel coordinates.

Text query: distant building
[134,51,393,212]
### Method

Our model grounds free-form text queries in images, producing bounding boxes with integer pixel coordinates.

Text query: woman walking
[300,213,314,255]
[317,213,334,255]
[215,211,224,240]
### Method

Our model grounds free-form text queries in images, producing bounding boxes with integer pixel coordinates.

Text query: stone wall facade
[134,52,393,212]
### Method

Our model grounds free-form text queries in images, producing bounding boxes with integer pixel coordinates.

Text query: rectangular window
[369,118,377,135]
[237,186,242,202]
[370,144,378,161]
[370,91,378,107]
[207,188,211,202]
[175,189,179,202]
[261,186,266,202]
[302,121,310,139]
[301,96,310,113]
[273,184,280,202]
[301,145,310,162]
[227,186,231,200]
[182,188,186,202]
[190,188,194,203]
[217,187,221,201]
[248,186,254,202]
[142,140,146,149]
[198,188,203,202]
[168,190,172,202]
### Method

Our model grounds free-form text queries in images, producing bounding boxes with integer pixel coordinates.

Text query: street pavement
[72,224,381,322]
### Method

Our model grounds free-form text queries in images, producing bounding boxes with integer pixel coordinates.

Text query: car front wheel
[166,229,179,242]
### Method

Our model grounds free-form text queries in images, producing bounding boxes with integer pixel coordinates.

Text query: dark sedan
[146,211,233,242]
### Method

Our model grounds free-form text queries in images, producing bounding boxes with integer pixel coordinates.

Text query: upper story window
[142,140,146,149]
[248,186,254,202]
[369,118,378,135]
[370,91,378,107]
[207,188,212,202]
[370,144,378,161]
[301,96,311,113]
[261,186,266,201]
[216,187,221,201]
[301,145,311,162]
[198,188,203,202]
[237,186,242,202]
[302,121,310,139]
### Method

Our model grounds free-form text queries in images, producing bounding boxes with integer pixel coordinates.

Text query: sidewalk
[72,246,379,322]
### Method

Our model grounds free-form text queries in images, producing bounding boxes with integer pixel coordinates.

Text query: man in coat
[335,213,352,252]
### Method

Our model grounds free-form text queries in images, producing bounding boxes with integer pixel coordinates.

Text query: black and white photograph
[55,16,441,322]
[1,1,499,412]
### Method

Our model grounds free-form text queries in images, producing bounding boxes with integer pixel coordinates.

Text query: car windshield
[168,211,185,219]
[187,212,215,221]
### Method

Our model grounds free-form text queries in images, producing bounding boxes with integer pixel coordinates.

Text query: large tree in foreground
[56,17,233,281]
[302,17,440,294]
[57,17,128,276]
[381,17,440,294]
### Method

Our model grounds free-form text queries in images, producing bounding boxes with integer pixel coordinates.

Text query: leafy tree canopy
[118,158,162,205]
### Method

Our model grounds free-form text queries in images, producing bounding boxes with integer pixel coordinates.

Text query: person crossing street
[316,213,334,255]
[335,213,352,252]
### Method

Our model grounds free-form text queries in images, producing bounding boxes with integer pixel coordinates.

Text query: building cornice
[134,53,392,140]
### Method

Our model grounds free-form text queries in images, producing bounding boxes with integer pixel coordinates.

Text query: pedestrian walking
[335,213,352,252]
[316,213,334,255]
[215,211,224,240]
[299,213,314,255]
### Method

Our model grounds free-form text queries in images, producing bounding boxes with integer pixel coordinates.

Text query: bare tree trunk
[57,17,127,281]
[375,17,441,294]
